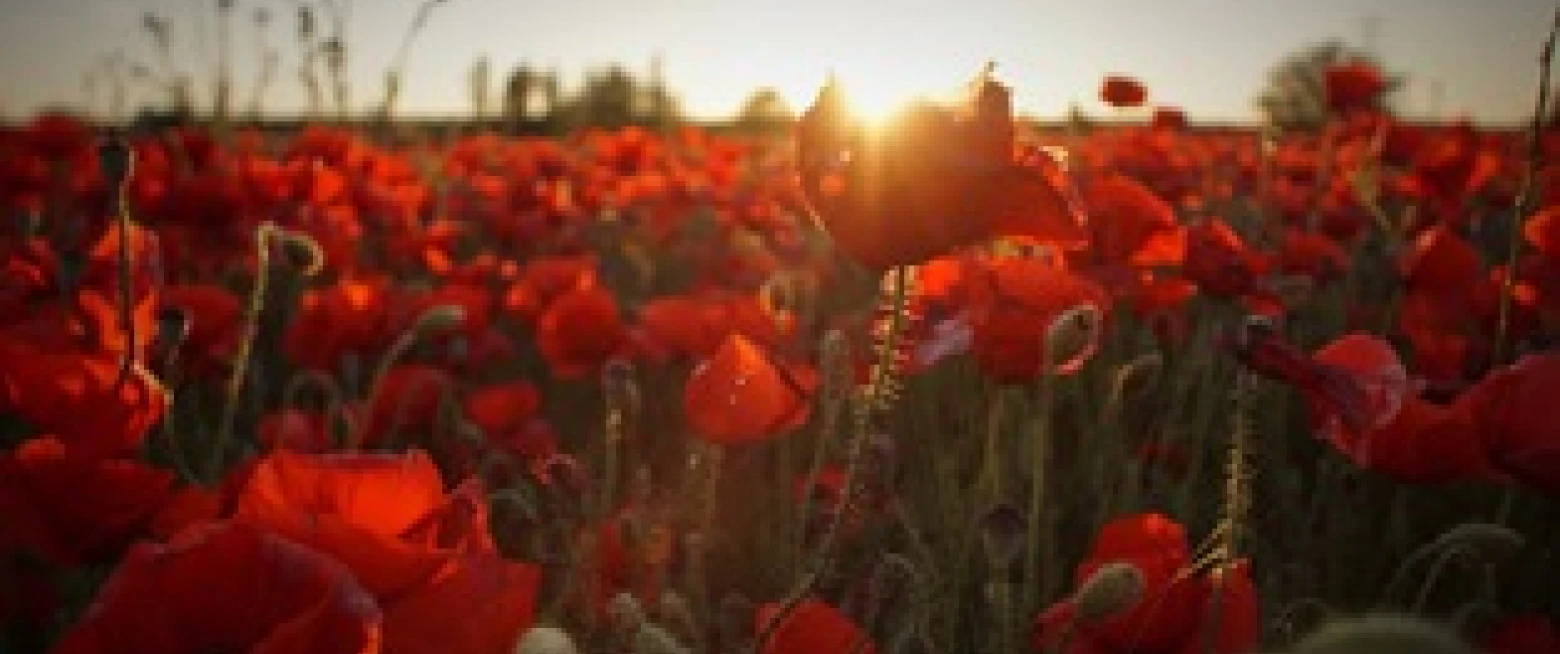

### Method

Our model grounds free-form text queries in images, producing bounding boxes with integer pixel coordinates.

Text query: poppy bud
[979,503,1026,569]
[275,230,325,276]
[1071,562,1146,624]
[412,304,466,333]
[97,138,135,184]
[1044,304,1104,374]
[1292,613,1473,654]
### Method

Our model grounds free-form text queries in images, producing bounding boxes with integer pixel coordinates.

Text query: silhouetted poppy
[1151,106,1187,130]
[0,437,173,565]
[51,521,383,654]
[684,333,815,443]
[797,72,1087,269]
[1100,75,1148,108]
[756,599,876,654]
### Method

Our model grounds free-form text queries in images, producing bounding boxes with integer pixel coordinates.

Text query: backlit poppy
[797,72,1087,270]
[684,333,814,443]
[236,448,468,599]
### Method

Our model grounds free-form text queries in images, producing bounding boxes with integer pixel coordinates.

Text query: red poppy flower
[380,547,541,654]
[1036,514,1259,654]
[1399,226,1482,294]
[0,334,168,458]
[357,364,455,449]
[1100,75,1148,108]
[501,254,597,323]
[967,257,1109,383]
[756,599,876,654]
[1277,228,1349,284]
[235,448,471,599]
[1454,352,1560,494]
[1080,173,1186,268]
[1233,328,1500,483]
[51,521,383,654]
[149,484,224,541]
[1325,62,1387,113]
[283,274,393,374]
[684,333,815,443]
[1151,106,1187,130]
[160,283,244,379]
[535,279,628,379]
[0,437,173,566]
[1182,218,1270,299]
[462,380,542,438]
[797,73,1087,270]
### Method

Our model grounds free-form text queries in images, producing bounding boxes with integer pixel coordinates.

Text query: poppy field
[4,52,1560,654]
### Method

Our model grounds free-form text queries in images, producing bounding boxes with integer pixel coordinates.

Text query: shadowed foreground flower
[797,71,1087,270]
[756,599,876,654]
[0,333,168,458]
[0,437,173,566]
[51,521,382,654]
[235,448,542,652]
[1035,513,1259,654]
[684,333,815,443]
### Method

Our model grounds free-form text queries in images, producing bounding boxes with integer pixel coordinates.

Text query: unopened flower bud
[1072,562,1146,624]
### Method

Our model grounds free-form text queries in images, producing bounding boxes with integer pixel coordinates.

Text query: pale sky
[0,0,1553,124]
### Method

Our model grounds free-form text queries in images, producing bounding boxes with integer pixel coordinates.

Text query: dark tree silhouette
[1255,39,1403,131]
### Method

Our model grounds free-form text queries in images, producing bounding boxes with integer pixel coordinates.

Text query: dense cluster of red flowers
[3,64,1559,653]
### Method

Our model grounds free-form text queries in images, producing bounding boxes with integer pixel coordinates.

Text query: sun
[789,65,955,125]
